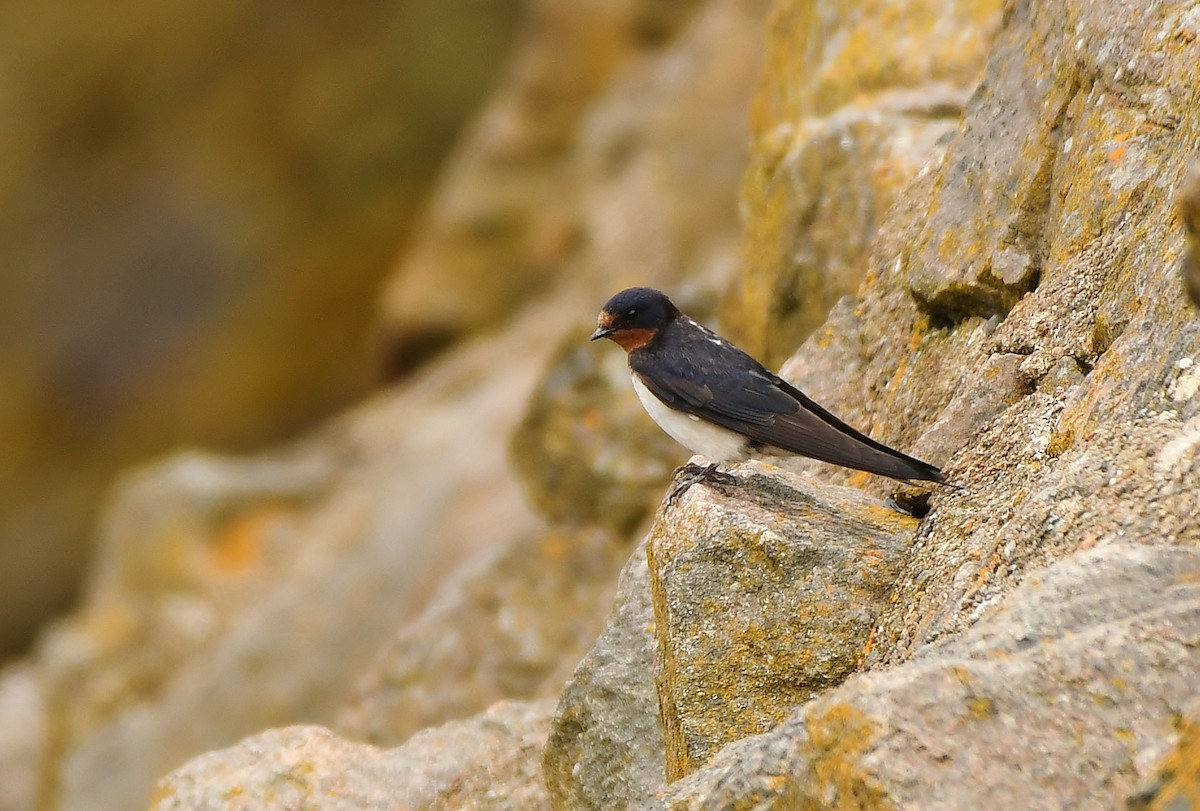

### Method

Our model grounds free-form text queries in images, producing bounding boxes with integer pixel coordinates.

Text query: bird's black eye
[626,308,638,318]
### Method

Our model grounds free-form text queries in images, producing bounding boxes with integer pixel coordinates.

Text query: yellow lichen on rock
[646,463,916,779]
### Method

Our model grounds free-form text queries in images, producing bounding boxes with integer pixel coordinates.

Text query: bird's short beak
[590,326,614,341]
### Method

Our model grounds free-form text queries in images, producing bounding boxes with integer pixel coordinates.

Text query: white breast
[631,373,749,462]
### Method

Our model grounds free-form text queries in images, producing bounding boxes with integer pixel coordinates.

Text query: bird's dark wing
[631,325,942,483]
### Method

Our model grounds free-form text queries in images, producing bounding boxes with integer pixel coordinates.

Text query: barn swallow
[590,287,944,491]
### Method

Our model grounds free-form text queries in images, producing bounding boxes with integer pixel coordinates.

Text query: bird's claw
[666,462,738,507]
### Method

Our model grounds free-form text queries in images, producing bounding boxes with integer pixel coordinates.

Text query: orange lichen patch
[538,533,570,562]
[1109,145,1127,162]
[886,355,911,393]
[581,408,603,432]
[149,784,175,807]
[803,703,887,808]
[1045,430,1075,458]
[1057,374,1112,442]
[210,507,282,576]
[82,602,141,649]
[938,229,960,260]
[846,470,871,488]
[971,547,1005,589]
[966,695,997,720]
[610,327,655,351]
[861,503,920,532]
[765,773,790,794]
[908,318,930,351]
[859,627,877,661]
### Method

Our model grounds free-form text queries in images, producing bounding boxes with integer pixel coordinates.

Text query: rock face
[648,464,919,779]
[721,0,1004,367]
[545,0,1200,807]
[152,700,555,811]
[337,526,626,747]
[843,0,1200,668]
[542,542,664,811]
[661,544,1200,809]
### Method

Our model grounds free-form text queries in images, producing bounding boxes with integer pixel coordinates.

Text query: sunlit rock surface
[647,464,918,779]
[721,0,1004,368]
[152,701,555,811]
[661,545,1200,809]
[542,541,663,811]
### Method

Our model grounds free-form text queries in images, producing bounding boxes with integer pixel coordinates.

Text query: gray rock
[338,526,626,747]
[913,352,1029,471]
[543,543,665,811]
[763,0,1200,667]
[509,334,681,535]
[38,298,568,811]
[0,664,42,811]
[661,544,1200,810]
[869,0,1200,666]
[1124,697,1200,810]
[720,0,1002,367]
[647,463,919,779]
[907,0,1068,319]
[153,699,555,811]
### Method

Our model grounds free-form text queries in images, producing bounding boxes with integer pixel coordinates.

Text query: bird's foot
[666,461,739,507]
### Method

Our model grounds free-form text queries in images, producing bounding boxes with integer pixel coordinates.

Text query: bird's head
[590,287,680,351]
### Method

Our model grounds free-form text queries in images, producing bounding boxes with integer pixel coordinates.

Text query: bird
[589,287,944,496]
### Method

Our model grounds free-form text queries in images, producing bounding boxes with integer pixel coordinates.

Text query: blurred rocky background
[5,0,1200,810]
[0,0,522,656]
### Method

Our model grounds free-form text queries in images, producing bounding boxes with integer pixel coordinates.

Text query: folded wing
[631,332,942,483]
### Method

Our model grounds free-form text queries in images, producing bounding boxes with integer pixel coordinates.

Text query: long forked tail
[763,380,944,483]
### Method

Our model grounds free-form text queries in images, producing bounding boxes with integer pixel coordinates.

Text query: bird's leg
[666,461,739,507]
